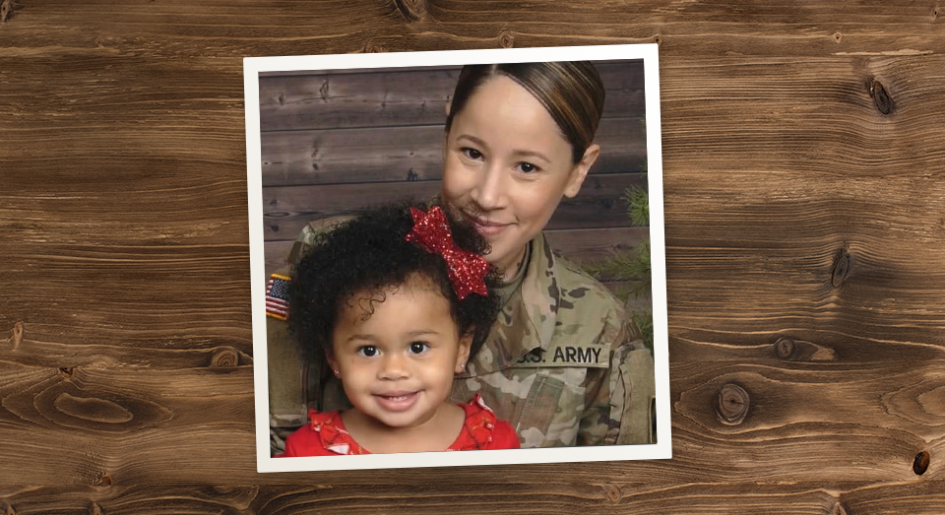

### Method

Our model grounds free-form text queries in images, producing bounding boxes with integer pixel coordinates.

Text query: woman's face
[441,75,599,277]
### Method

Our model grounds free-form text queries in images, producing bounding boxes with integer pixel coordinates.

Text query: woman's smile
[464,211,513,237]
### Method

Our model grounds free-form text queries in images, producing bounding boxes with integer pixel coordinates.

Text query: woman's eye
[518,162,539,173]
[461,147,483,160]
[357,346,379,357]
[408,342,429,355]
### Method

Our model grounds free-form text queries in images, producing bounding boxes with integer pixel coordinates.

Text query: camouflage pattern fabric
[267,218,655,454]
[267,216,353,455]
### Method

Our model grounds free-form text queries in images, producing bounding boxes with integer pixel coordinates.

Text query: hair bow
[405,206,489,300]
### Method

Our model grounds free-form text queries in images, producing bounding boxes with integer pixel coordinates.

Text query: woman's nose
[470,162,506,210]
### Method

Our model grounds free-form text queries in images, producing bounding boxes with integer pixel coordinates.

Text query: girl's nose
[378,353,409,380]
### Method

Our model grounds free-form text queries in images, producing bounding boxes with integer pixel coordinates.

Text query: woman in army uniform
[268,61,655,452]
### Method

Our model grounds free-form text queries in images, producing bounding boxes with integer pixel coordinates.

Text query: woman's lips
[466,214,509,237]
[373,391,420,412]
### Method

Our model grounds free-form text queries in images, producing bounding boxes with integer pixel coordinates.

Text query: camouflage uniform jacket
[267,219,655,453]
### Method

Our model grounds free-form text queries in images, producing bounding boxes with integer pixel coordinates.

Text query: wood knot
[775,337,795,359]
[933,7,938,19]
[364,41,388,53]
[319,80,329,102]
[210,348,239,367]
[55,393,133,424]
[89,502,104,515]
[9,321,23,351]
[59,367,75,378]
[717,383,749,425]
[0,0,15,23]
[499,30,515,48]
[654,35,662,45]
[833,32,842,43]
[832,251,851,288]
[95,475,113,486]
[869,79,892,115]
[830,502,848,515]
[601,484,621,503]
[914,450,930,475]
[394,0,426,21]
[4,503,17,515]
[41,380,173,432]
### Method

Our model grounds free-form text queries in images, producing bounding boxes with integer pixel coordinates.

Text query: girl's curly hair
[288,201,502,369]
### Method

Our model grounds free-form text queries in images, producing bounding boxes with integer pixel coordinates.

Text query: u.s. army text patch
[513,344,608,368]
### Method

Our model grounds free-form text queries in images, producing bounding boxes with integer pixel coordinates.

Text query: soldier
[267,61,656,454]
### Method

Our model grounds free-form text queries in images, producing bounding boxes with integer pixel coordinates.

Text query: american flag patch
[266,273,291,320]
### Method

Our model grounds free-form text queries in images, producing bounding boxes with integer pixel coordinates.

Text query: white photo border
[245,44,670,473]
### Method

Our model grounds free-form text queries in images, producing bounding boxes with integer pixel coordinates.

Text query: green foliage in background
[582,170,654,350]
[626,184,649,227]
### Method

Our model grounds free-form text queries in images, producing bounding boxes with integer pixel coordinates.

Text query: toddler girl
[279,202,519,455]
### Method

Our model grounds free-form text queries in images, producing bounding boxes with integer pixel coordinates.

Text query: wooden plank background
[1,0,944,513]
[258,61,649,281]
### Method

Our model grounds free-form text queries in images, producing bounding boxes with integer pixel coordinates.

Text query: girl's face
[442,75,599,276]
[327,274,471,431]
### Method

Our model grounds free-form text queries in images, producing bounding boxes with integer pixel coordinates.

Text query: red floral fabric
[279,394,520,457]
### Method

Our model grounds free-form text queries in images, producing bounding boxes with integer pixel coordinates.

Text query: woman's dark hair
[445,62,606,164]
[288,201,502,368]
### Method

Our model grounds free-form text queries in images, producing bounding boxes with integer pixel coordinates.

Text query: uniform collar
[462,234,559,376]
[521,234,560,352]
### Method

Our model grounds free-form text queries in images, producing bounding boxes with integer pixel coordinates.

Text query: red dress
[279,395,520,456]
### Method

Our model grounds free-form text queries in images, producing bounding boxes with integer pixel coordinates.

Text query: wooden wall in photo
[1,1,944,513]
[259,62,649,281]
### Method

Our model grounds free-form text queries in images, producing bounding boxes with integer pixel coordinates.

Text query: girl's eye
[461,147,483,160]
[408,342,429,355]
[518,162,539,174]
[357,346,379,357]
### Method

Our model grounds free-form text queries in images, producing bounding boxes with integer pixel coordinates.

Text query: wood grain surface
[2,0,944,513]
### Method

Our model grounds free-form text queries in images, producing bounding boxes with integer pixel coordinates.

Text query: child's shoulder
[279,410,348,457]
[455,395,521,450]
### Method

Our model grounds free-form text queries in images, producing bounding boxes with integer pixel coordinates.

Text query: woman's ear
[454,332,473,374]
[563,143,600,198]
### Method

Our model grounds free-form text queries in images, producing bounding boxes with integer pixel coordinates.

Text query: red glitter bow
[405,206,489,300]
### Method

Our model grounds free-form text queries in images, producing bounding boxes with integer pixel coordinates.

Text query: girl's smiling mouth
[373,391,421,412]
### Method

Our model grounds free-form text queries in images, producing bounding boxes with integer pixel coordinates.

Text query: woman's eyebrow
[512,149,551,164]
[456,134,487,148]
